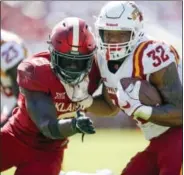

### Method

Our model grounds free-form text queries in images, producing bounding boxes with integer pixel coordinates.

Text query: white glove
[116,81,142,116]
[116,81,152,120]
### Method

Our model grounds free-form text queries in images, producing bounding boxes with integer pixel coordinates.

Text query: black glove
[72,111,96,134]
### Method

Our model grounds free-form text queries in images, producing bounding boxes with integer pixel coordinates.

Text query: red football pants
[0,127,64,175]
[121,127,183,175]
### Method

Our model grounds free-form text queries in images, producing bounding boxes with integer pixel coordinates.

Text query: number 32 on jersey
[133,41,180,77]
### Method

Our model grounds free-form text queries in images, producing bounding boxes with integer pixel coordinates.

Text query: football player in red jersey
[0,17,118,175]
[95,1,182,175]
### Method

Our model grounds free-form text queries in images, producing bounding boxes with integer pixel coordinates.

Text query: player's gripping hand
[72,111,96,134]
[116,81,143,116]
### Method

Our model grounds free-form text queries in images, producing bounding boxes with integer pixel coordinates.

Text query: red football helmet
[48,17,96,85]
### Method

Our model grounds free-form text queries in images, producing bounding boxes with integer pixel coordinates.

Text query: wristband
[133,105,152,120]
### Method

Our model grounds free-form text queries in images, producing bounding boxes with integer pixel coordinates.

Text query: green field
[2,129,148,175]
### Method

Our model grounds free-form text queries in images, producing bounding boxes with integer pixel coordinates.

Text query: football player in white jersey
[1,29,30,127]
[95,1,182,175]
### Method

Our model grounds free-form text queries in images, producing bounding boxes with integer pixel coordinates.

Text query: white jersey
[97,35,180,140]
[1,30,30,117]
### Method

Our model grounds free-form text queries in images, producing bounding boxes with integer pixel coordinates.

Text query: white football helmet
[95,1,144,61]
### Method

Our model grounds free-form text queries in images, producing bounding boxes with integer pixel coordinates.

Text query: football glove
[116,81,142,116]
[72,111,96,135]
[116,81,152,120]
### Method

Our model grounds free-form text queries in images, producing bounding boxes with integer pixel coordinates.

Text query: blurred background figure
[1,29,30,127]
[1,1,182,174]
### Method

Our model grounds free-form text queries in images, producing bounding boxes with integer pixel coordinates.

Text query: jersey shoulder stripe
[132,40,154,79]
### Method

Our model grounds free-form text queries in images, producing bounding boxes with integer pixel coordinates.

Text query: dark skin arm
[87,83,120,117]
[20,87,67,139]
[147,62,182,126]
[20,87,95,139]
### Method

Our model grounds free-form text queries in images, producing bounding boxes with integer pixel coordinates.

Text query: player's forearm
[87,95,119,117]
[134,104,182,126]
[21,88,77,139]
[27,99,77,139]
[137,62,183,127]
[150,104,182,126]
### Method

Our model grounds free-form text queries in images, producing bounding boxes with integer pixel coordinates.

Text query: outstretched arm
[20,88,95,139]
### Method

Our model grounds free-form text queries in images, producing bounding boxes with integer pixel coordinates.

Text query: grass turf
[2,129,148,175]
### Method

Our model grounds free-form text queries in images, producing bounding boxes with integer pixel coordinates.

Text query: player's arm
[20,87,95,140]
[17,60,95,140]
[87,83,120,117]
[148,62,182,126]
[135,62,182,126]
[21,87,77,139]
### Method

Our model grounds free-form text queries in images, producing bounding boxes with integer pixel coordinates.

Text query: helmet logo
[130,4,143,21]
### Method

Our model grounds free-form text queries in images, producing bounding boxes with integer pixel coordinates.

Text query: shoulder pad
[132,40,180,78]
[17,57,50,93]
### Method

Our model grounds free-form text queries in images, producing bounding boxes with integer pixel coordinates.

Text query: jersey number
[2,45,18,64]
[147,45,169,67]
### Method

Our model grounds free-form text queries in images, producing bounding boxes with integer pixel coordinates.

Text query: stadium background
[1,1,182,174]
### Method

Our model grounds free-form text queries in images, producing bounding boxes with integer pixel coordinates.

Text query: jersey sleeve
[17,60,49,93]
[1,41,29,72]
[132,40,180,78]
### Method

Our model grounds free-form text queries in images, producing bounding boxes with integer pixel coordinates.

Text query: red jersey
[7,51,101,151]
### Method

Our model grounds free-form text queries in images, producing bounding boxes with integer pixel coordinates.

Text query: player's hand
[116,81,143,116]
[72,112,96,134]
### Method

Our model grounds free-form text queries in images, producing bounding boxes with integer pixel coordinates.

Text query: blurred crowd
[1,1,182,52]
[1,1,182,128]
